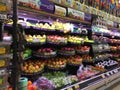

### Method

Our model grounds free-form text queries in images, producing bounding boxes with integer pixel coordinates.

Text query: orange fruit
[28,80,32,86]
[32,86,37,90]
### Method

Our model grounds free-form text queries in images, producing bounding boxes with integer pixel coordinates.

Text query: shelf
[108,26,120,31]
[92,32,120,39]
[22,69,44,76]
[61,67,120,90]
[48,0,89,15]
[18,6,91,25]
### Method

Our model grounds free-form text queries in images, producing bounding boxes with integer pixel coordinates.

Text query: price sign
[101,74,105,78]
[110,71,113,75]
[67,87,73,90]
[74,84,80,89]
[0,1,8,12]
[0,14,7,20]
[106,72,110,76]
[0,5,6,12]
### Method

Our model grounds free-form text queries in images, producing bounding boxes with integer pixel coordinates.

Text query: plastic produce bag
[33,77,55,90]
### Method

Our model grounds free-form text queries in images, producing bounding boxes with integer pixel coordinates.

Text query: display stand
[11,0,20,90]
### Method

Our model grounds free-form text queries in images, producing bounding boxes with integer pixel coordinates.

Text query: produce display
[3,33,12,41]
[77,65,100,79]
[47,35,67,44]
[112,53,120,58]
[58,47,75,55]
[68,36,84,44]
[23,48,32,58]
[109,39,120,44]
[110,46,117,51]
[68,56,82,65]
[26,35,46,43]
[4,0,120,90]
[46,58,67,69]
[41,71,78,88]
[94,54,112,61]
[92,35,109,43]
[92,44,110,52]
[82,55,92,62]
[96,59,118,70]
[34,48,56,58]
[75,46,90,54]
[33,77,54,90]
[22,60,44,74]
[90,66,105,72]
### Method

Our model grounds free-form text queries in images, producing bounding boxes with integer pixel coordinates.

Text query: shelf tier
[18,6,91,25]
[61,67,120,90]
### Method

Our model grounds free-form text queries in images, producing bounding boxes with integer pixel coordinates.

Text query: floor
[106,81,120,90]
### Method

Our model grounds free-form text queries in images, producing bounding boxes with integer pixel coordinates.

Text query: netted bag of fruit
[34,77,55,90]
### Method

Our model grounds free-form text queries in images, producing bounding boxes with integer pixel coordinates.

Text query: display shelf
[76,51,89,55]
[18,6,91,25]
[60,67,120,90]
[47,66,66,71]
[26,42,45,46]
[33,53,57,59]
[21,69,44,76]
[5,24,88,37]
[23,56,32,61]
[93,50,110,54]
[48,0,91,15]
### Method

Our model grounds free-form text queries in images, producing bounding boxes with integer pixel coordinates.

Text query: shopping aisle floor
[106,81,120,90]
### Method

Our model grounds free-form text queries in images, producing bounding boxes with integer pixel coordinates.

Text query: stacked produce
[75,46,90,54]
[26,35,46,43]
[41,71,78,88]
[58,47,75,55]
[77,65,100,80]
[23,48,32,58]
[46,58,67,69]
[82,55,92,62]
[68,56,82,65]
[47,35,67,44]
[109,39,120,44]
[68,36,84,44]
[34,48,56,58]
[22,60,44,74]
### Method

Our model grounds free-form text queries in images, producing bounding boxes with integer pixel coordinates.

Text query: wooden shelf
[18,6,91,25]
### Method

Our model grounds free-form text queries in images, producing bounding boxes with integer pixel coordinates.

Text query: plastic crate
[0,54,11,68]
[0,69,8,87]
[0,42,11,55]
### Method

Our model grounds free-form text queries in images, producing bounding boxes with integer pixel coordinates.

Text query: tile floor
[106,81,120,90]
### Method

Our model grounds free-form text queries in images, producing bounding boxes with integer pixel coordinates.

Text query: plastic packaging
[0,54,11,68]
[0,42,11,55]
[0,69,8,87]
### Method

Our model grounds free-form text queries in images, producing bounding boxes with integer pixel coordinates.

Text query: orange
[32,86,37,90]
[8,87,12,90]
[28,80,32,86]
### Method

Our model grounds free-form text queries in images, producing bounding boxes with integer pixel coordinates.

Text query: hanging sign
[84,13,91,22]
[68,8,84,20]
[54,5,66,16]
[0,0,11,13]
[39,0,54,13]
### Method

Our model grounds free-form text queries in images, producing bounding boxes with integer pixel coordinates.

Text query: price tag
[67,87,73,90]
[114,69,118,73]
[106,72,110,76]
[101,74,105,78]
[74,84,80,89]
[110,71,113,75]
[0,14,7,19]
[0,5,7,12]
